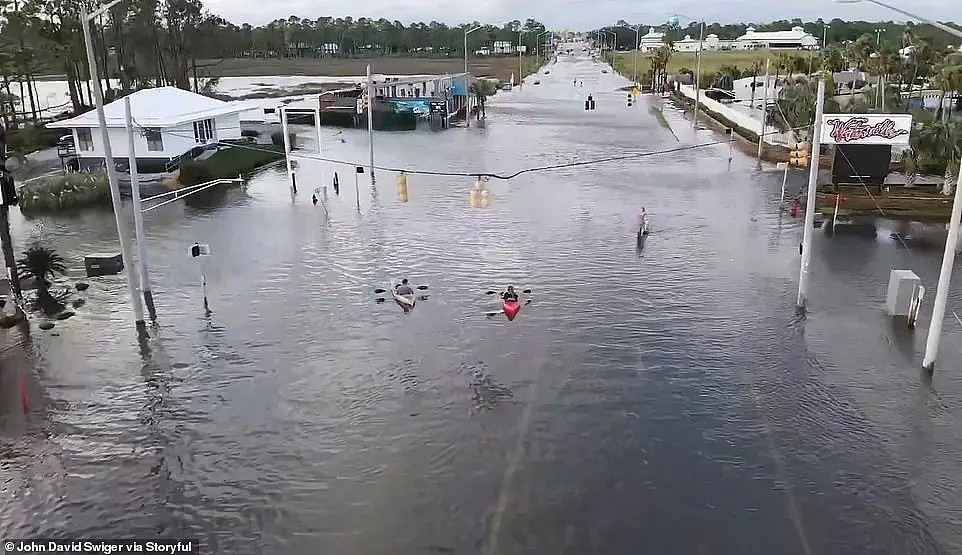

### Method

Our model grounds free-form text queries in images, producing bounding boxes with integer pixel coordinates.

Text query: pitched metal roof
[47,86,251,129]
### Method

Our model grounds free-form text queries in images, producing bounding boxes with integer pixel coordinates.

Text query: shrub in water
[178,160,215,186]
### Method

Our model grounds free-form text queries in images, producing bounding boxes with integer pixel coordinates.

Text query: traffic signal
[789,141,811,167]
[627,92,633,107]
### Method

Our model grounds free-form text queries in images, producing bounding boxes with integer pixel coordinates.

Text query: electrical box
[886,269,921,316]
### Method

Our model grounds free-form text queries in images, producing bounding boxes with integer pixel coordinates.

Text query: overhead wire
[146,118,811,181]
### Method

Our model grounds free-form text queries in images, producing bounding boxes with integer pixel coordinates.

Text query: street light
[616,24,642,86]
[81,0,146,337]
[835,0,962,372]
[464,25,482,128]
[670,14,705,129]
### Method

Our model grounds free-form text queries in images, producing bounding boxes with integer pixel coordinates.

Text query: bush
[8,125,61,154]
[18,172,111,212]
[241,129,260,137]
[270,131,295,148]
[176,145,284,186]
[178,160,215,186]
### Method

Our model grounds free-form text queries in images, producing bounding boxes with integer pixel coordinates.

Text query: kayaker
[501,286,519,302]
[638,206,647,225]
[395,279,414,296]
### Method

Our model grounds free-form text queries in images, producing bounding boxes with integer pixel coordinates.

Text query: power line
[150,120,809,180]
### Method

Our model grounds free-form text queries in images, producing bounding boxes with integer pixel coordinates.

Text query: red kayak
[503,299,521,321]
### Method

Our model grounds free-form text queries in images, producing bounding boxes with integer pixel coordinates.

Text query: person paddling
[395,279,414,296]
[501,286,519,302]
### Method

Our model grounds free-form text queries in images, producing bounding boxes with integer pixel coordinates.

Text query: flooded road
[3,47,962,554]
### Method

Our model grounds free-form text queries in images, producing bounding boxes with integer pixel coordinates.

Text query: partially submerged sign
[820,114,913,145]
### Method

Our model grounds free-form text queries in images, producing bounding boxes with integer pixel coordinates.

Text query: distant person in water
[395,279,414,296]
[638,206,648,225]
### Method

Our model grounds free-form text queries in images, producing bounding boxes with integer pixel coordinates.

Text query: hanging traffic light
[789,141,811,167]
[627,92,633,107]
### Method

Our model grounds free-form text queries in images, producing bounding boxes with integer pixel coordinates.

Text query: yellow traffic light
[789,141,811,167]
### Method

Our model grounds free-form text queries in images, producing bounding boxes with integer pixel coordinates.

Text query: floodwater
[3,46,962,554]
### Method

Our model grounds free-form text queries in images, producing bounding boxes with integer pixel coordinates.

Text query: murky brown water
[2,46,961,554]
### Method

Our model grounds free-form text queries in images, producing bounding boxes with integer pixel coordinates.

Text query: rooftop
[47,87,251,129]
[737,26,814,42]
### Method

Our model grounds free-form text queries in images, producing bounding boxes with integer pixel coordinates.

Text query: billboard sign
[820,114,912,145]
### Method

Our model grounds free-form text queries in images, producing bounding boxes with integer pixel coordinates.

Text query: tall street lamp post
[82,0,146,337]
[464,25,482,128]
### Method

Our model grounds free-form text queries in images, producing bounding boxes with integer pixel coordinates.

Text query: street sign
[820,114,913,145]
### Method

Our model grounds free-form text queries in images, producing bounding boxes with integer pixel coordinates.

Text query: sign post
[189,242,212,316]
[355,166,364,212]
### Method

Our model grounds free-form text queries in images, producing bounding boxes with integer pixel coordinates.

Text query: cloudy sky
[204,0,957,28]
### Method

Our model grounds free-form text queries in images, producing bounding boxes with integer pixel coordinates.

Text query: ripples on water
[2,49,961,554]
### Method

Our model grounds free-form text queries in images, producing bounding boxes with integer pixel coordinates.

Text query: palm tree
[900,148,918,187]
[468,80,497,119]
[17,246,66,293]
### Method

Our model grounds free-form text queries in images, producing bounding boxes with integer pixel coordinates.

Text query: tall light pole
[82,0,146,337]
[616,25,643,85]
[693,22,705,129]
[518,29,523,86]
[835,0,962,372]
[823,24,830,50]
[464,25,482,128]
[874,27,886,107]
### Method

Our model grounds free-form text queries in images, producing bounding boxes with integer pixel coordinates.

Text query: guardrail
[140,177,243,213]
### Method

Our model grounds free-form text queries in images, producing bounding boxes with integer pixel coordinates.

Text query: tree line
[0,0,548,129]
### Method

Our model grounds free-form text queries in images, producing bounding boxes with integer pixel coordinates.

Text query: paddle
[374,284,429,294]
[485,289,531,295]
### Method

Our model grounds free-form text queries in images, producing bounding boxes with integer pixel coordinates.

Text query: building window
[192,118,215,144]
[77,128,93,151]
[145,129,163,151]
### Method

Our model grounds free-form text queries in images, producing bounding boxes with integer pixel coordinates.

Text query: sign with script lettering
[820,114,913,145]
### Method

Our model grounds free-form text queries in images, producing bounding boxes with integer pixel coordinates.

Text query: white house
[673,35,701,52]
[638,27,666,52]
[704,34,734,51]
[733,26,819,50]
[47,87,248,171]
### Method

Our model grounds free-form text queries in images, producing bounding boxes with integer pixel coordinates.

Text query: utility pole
[757,58,770,168]
[82,6,146,337]
[796,79,826,309]
[124,97,156,321]
[366,64,375,185]
[518,30,523,87]
[0,123,22,308]
[923,160,962,371]
[693,22,705,129]
[280,106,295,194]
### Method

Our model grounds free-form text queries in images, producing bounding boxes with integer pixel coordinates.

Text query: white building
[704,34,735,51]
[733,26,819,50]
[493,41,513,55]
[673,35,701,52]
[638,27,666,52]
[48,87,248,171]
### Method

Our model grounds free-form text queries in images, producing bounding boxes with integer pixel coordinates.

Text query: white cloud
[203,0,959,29]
